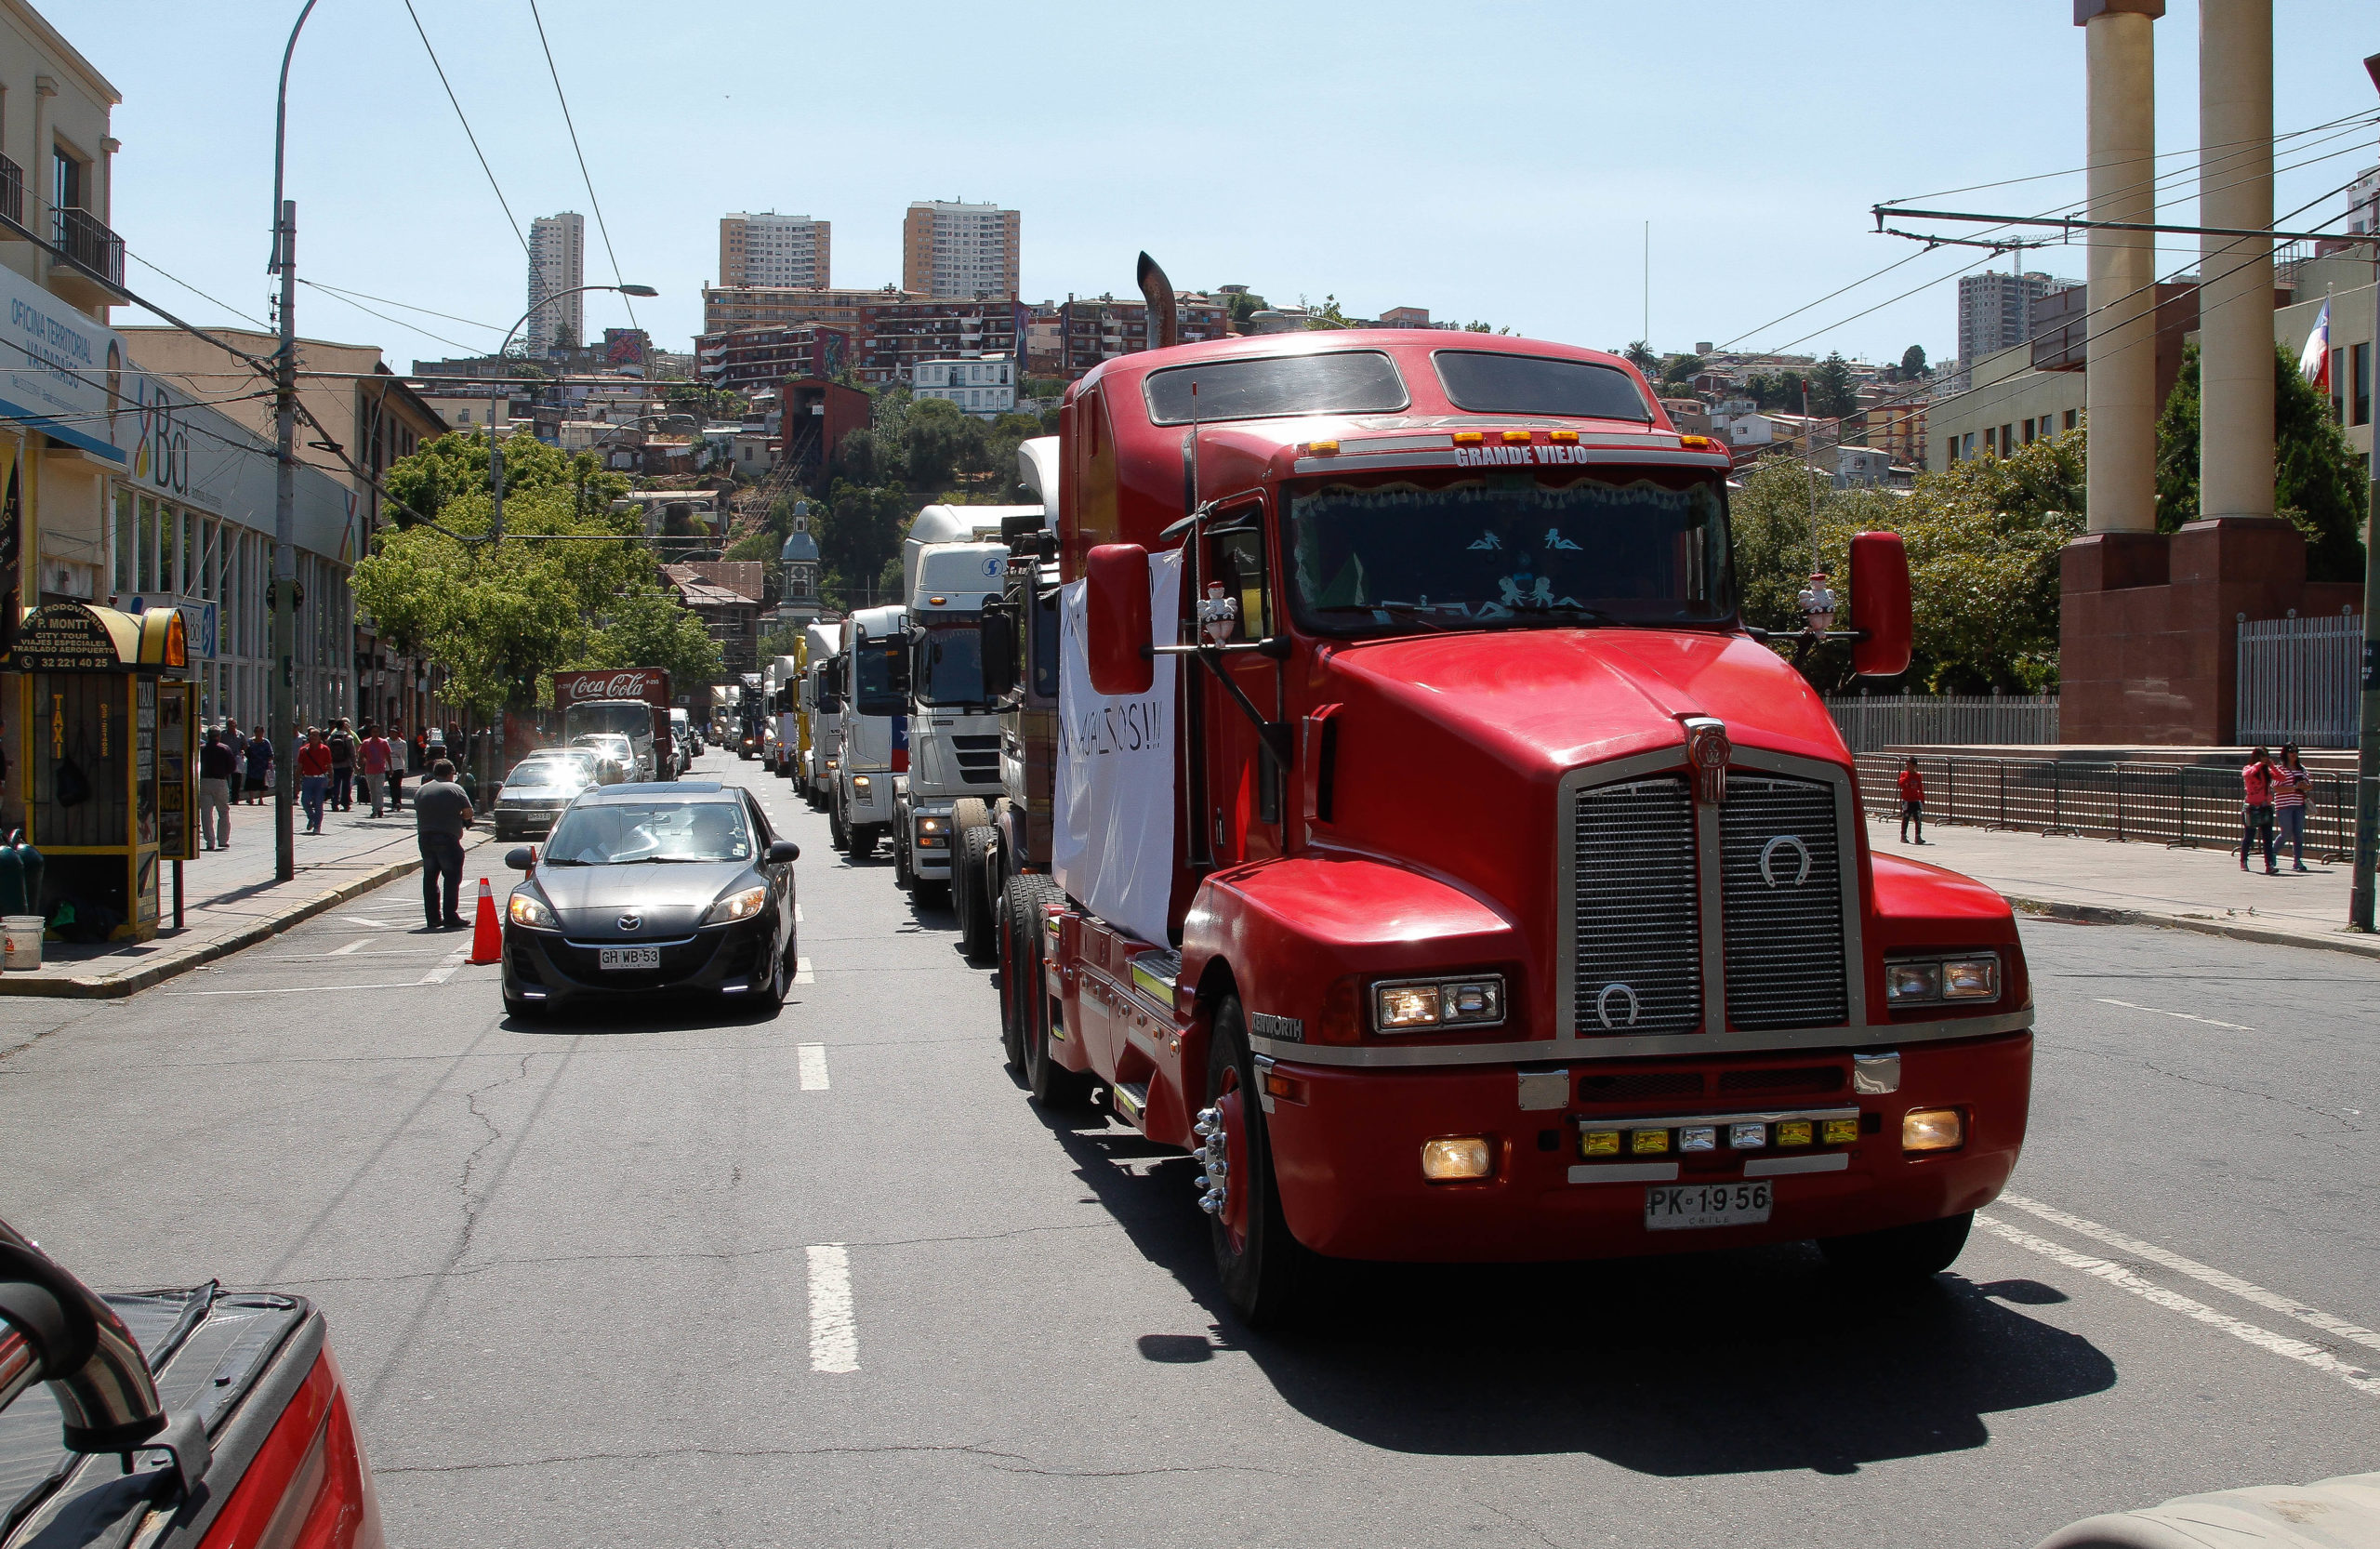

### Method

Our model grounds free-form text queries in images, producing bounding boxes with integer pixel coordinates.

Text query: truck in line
[550,667,674,781]
[827,604,907,859]
[965,273,2030,1325]
[797,620,844,807]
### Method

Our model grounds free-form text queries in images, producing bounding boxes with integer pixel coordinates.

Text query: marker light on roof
[1549,430,1579,444]
[1306,439,1339,455]
[1452,430,1483,445]
[1681,434,1725,453]
[1501,429,1531,444]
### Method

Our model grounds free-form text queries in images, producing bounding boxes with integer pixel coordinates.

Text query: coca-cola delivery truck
[551,667,672,781]
[976,271,2031,1325]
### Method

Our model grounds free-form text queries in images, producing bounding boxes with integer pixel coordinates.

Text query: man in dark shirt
[326,718,355,812]
[197,727,237,851]
[413,759,475,930]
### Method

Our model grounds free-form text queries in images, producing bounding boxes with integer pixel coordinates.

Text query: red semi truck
[983,310,2031,1325]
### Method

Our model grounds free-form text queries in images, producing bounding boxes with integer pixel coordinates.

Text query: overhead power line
[527,0,639,334]
[402,0,529,255]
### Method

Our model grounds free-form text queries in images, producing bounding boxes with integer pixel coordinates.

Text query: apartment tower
[720,212,831,289]
[902,200,1020,299]
[527,211,586,355]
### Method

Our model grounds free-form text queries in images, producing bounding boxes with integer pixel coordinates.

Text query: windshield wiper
[1498,602,1623,627]
[1313,602,1461,633]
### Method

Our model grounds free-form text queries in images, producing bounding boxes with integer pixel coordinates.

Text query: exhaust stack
[1136,251,1178,350]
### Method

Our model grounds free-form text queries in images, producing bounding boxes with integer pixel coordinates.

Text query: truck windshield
[563,701,653,742]
[914,621,986,708]
[853,640,907,717]
[1287,475,1733,634]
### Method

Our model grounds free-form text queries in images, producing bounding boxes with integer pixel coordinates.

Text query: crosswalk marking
[798,1043,829,1091]
[806,1245,857,1373]
[794,956,813,984]
[419,941,472,985]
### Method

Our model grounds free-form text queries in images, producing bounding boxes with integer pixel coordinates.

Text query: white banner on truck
[1053,549,1183,947]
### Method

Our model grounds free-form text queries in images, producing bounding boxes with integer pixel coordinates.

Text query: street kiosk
[9,602,197,943]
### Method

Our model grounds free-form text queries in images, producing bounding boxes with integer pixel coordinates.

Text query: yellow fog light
[1776,1120,1813,1147]
[1580,1129,1620,1157]
[1421,1136,1493,1181]
[1630,1129,1670,1156]
[1821,1118,1860,1146]
[1903,1108,1964,1153]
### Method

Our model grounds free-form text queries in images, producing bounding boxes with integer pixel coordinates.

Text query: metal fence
[1854,751,2350,860]
[2237,613,2359,748]
[1826,695,2059,754]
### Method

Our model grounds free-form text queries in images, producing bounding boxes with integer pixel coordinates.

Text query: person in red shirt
[2241,747,2277,874]
[1897,756,1926,844]
[296,727,334,834]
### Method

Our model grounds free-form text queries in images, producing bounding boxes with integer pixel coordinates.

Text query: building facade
[662,560,764,674]
[901,200,1020,299]
[1956,270,2070,375]
[694,324,851,391]
[527,212,585,355]
[719,211,829,289]
[1057,296,1231,377]
[912,354,1014,417]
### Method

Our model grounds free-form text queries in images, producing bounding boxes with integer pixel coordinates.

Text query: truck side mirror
[1848,530,1912,680]
[1086,543,1153,695]
[979,602,1014,695]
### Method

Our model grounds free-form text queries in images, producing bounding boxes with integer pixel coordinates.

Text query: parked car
[0,1215,384,1546]
[492,750,601,841]
[500,782,800,1018]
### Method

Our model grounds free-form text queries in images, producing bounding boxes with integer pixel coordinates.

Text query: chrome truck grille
[1572,777,1702,1034]
[1720,774,1848,1029]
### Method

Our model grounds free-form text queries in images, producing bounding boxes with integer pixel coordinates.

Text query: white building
[1955,270,2071,375]
[902,200,1020,299]
[1709,400,1774,447]
[720,211,829,289]
[527,212,585,355]
[912,355,1015,417]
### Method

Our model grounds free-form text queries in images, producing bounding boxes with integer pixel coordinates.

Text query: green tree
[2154,341,2366,582]
[579,587,723,686]
[758,619,807,663]
[1623,340,1659,374]
[1810,351,1859,418]
[1302,295,1354,329]
[1900,344,1930,378]
[814,481,912,610]
[903,396,967,488]
[1660,353,1705,388]
[1223,291,1269,327]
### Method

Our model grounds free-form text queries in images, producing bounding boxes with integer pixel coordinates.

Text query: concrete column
[2197,0,2274,522]
[2078,1,2162,534]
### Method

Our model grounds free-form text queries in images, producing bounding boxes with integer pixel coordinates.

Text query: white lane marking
[1999,1193,2380,1355]
[805,1245,857,1373]
[328,938,371,957]
[1975,1215,2380,1398]
[2094,997,2256,1033]
[330,916,401,931]
[174,982,427,996]
[796,904,804,923]
[794,956,813,985]
[419,941,472,985]
[798,1043,829,1091]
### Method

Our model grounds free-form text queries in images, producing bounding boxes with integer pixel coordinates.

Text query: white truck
[889,504,1040,904]
[829,604,908,859]
[798,620,844,806]
[764,654,800,777]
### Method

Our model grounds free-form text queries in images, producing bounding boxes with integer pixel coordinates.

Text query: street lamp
[479,283,655,791]
[487,282,657,544]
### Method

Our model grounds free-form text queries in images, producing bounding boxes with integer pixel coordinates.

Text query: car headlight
[704,884,770,925]
[1885,953,2000,1004]
[507,892,556,930]
[1371,974,1505,1033]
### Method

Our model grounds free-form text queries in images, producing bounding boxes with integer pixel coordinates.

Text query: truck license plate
[1645,1181,1772,1231]
[599,947,661,971]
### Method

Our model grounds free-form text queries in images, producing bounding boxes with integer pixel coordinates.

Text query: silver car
[495,750,602,841]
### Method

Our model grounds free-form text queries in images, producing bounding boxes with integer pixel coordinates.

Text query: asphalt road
[0,748,2373,1548]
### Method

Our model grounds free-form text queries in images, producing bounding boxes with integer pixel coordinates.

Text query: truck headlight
[507,892,555,930]
[704,885,770,924]
[917,814,948,849]
[852,774,872,793]
[1371,974,1505,1033]
[1885,953,1999,1004]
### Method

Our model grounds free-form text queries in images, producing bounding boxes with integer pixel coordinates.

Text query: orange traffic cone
[468,877,504,965]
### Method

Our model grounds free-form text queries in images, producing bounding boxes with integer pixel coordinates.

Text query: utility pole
[2349,52,2380,931]
[271,205,297,883]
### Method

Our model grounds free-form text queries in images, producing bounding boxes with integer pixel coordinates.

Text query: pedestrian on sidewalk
[386,722,406,812]
[2241,747,2279,875]
[2275,743,2311,873]
[413,758,474,931]
[221,722,244,806]
[197,726,236,851]
[359,722,393,817]
[1897,756,1926,844]
[297,727,332,834]
[325,719,355,812]
[244,724,274,805]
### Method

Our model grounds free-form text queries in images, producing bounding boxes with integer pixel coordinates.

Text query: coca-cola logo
[562,670,658,701]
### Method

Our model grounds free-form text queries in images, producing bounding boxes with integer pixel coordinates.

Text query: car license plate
[599,947,661,971]
[1645,1181,1772,1231]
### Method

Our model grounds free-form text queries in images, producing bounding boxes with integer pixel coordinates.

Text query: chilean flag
[2298,299,2330,389]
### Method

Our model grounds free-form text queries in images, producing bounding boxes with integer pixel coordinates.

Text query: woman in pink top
[359,723,395,818]
[2240,747,2277,875]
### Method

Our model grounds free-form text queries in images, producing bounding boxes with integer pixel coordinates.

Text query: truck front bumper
[1261,1032,2031,1262]
[843,772,896,827]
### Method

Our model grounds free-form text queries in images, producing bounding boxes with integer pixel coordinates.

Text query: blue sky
[53,0,2380,371]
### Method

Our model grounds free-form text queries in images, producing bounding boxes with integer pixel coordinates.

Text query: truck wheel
[1204,995,1311,1328]
[1818,1211,1974,1283]
[849,826,878,861]
[950,798,990,836]
[998,873,1057,1069]
[1016,881,1091,1108]
[827,795,849,854]
[957,827,998,961]
[892,820,915,889]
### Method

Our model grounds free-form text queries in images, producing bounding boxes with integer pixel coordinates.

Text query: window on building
[1962,431,1976,459]
[1999,424,2014,455]
[112,488,133,596]
[2022,419,2036,445]
[138,496,156,591]
[2334,349,2348,423]
[2064,409,2078,430]
[2355,342,2372,428]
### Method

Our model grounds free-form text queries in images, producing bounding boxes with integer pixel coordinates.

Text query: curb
[2003,893,2380,960]
[0,837,489,1000]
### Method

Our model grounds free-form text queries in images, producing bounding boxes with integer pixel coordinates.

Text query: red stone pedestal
[2058,517,2360,745]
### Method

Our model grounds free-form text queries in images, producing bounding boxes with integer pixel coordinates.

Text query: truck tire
[957,827,998,961]
[1013,880,1091,1108]
[892,814,915,890]
[849,825,878,861]
[828,794,849,854]
[1818,1211,1973,1283]
[1205,995,1311,1328]
[997,873,1057,1070]
[949,798,990,836]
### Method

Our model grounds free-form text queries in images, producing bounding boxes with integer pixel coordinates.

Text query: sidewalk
[0,800,492,998]
[1879,812,2380,960]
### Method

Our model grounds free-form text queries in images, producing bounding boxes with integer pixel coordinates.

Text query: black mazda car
[499,782,799,1017]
